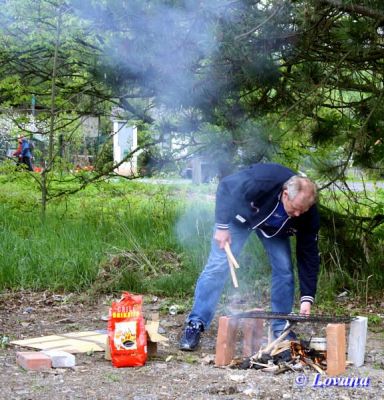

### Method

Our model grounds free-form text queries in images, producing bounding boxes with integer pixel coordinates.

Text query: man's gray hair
[283,175,317,205]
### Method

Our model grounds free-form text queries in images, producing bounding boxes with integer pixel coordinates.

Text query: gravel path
[0,291,383,400]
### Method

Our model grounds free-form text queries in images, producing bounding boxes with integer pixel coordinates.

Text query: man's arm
[297,235,319,315]
[296,206,321,314]
[215,178,240,230]
[215,168,257,229]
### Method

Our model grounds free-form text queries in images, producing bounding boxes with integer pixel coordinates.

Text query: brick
[241,317,264,357]
[16,351,52,371]
[215,316,238,366]
[41,350,75,368]
[326,323,346,376]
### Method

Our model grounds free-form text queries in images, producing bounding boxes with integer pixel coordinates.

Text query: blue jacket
[21,138,32,158]
[215,162,320,304]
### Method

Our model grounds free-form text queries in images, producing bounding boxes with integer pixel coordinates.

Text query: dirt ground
[0,291,383,400]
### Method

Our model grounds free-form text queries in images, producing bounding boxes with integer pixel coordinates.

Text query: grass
[0,173,383,309]
[0,176,215,295]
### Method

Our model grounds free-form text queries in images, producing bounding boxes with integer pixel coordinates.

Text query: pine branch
[319,0,384,22]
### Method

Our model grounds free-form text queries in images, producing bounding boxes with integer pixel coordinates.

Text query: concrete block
[215,316,238,366]
[41,350,76,368]
[16,351,52,371]
[347,316,368,367]
[242,317,264,357]
[326,323,346,376]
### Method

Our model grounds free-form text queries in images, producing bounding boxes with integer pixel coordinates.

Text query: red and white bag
[108,292,147,367]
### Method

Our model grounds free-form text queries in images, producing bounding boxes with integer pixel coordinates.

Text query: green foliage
[0,0,383,304]
[0,335,9,349]
[367,314,382,326]
[0,176,383,303]
[317,188,384,297]
[0,178,208,295]
[311,113,342,145]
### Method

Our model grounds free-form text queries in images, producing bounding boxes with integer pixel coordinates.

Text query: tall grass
[0,178,215,296]
[0,175,382,303]
[0,205,105,291]
[317,187,384,301]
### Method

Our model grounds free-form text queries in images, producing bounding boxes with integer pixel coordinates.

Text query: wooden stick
[303,357,326,374]
[224,242,240,269]
[227,257,239,288]
[270,341,291,356]
[258,325,293,357]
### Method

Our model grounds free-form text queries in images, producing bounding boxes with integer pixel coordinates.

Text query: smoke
[68,0,283,171]
[70,0,275,311]
[70,0,242,112]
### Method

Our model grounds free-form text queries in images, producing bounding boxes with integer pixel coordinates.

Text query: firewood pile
[233,334,327,375]
[228,310,354,374]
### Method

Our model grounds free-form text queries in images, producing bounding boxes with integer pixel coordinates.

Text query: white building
[112,120,138,176]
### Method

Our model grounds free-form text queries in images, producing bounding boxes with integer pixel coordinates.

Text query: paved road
[138,177,384,192]
[327,181,384,192]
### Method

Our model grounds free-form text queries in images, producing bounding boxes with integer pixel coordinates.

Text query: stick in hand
[224,242,240,269]
[224,242,239,288]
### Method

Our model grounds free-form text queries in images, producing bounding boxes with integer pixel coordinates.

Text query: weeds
[0,178,207,297]
[0,335,9,349]
[0,176,383,305]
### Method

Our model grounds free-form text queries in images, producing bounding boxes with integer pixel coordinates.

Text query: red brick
[326,323,346,376]
[215,316,238,366]
[242,317,264,357]
[16,352,52,371]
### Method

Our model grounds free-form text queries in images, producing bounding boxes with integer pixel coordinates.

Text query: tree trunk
[41,8,62,215]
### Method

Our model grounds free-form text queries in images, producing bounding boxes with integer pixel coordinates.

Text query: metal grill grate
[229,310,354,323]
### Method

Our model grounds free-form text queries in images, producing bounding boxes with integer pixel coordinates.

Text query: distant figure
[13,137,22,164]
[13,136,33,171]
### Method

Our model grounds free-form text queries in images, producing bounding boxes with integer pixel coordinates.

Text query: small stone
[201,354,215,365]
[229,374,245,383]
[169,305,178,315]
[243,388,257,396]
[158,326,166,334]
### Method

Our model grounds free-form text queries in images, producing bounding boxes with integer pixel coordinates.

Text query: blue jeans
[187,223,294,335]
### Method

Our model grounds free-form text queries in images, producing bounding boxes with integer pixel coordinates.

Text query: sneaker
[179,321,203,351]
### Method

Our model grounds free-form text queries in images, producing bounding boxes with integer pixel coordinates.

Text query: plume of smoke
[71,0,242,110]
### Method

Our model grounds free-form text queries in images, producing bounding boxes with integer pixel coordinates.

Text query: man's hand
[214,229,231,249]
[300,301,311,315]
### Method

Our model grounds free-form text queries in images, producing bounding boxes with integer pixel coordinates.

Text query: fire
[290,341,327,372]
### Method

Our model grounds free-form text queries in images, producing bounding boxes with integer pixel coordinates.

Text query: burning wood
[234,334,327,375]
[227,310,353,374]
[290,341,327,374]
